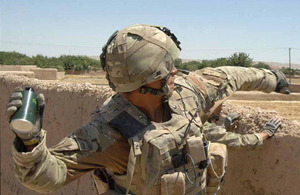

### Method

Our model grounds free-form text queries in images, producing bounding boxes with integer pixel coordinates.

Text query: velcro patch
[109,111,149,139]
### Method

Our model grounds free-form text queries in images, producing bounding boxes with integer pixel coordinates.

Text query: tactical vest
[93,93,208,195]
[94,72,228,195]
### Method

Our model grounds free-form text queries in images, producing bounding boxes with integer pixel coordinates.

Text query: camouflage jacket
[12,66,276,193]
[202,122,263,150]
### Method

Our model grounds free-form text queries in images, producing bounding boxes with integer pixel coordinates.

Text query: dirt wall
[57,72,65,79]
[29,68,58,80]
[288,84,300,93]
[0,74,299,194]
[0,65,37,71]
[229,91,300,101]
[218,103,300,195]
[0,74,113,195]
[21,65,37,72]
[0,71,35,78]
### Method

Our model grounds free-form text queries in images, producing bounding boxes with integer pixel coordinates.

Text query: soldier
[203,104,282,150]
[6,24,289,195]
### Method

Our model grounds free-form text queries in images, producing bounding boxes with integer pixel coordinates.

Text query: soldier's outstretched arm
[7,88,120,193]
[183,66,289,122]
[202,122,263,150]
[12,121,120,193]
[191,66,289,96]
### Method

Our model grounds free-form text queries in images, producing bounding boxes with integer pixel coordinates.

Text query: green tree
[280,67,297,76]
[181,61,200,71]
[0,51,33,65]
[228,52,252,67]
[253,62,271,69]
[0,52,101,72]
[174,58,182,69]
[211,58,229,67]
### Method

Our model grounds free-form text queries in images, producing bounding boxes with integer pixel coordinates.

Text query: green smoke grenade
[10,87,38,133]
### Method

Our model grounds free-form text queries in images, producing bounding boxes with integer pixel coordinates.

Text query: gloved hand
[262,118,281,138]
[224,112,240,130]
[6,87,45,146]
[271,69,290,94]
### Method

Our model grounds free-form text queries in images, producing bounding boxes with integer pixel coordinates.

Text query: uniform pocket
[161,172,185,195]
[206,143,228,195]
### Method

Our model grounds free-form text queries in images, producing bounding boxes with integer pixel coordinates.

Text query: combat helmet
[100,24,181,96]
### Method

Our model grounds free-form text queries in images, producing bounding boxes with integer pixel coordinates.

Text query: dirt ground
[227,100,300,122]
[290,77,300,84]
[59,74,108,85]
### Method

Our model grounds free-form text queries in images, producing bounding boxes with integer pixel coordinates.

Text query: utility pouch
[206,143,228,195]
[161,172,186,195]
[199,141,210,169]
[186,136,206,164]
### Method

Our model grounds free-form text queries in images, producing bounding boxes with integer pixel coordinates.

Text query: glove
[224,112,240,130]
[262,118,281,138]
[6,87,45,146]
[271,69,290,94]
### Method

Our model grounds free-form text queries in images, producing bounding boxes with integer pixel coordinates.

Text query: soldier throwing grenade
[6,24,289,195]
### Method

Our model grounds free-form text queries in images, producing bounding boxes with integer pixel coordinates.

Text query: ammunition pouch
[206,143,228,195]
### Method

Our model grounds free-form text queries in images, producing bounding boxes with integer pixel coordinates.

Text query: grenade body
[10,87,38,134]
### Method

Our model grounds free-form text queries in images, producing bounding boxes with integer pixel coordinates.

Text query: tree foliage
[175,52,254,71]
[5,51,295,75]
[252,62,271,69]
[0,51,101,72]
[228,52,252,67]
[0,51,33,65]
[280,67,297,76]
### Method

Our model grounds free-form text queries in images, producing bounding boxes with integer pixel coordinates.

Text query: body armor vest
[94,72,229,195]
[99,93,209,195]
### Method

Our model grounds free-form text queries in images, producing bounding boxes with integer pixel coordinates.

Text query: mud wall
[0,74,113,195]
[57,72,65,80]
[0,65,65,80]
[219,104,300,195]
[229,91,300,101]
[0,65,37,71]
[0,74,299,194]
[289,84,300,93]
[29,68,58,80]
[0,71,35,78]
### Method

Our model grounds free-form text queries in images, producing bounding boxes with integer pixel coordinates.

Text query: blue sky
[1,0,300,63]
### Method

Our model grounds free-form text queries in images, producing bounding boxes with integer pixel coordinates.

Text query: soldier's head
[100,24,181,99]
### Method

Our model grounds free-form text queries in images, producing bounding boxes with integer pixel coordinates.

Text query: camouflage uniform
[12,66,277,194]
[202,122,263,150]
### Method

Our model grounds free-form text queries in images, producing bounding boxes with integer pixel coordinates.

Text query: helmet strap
[139,85,172,102]
[139,76,172,100]
[139,86,165,96]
